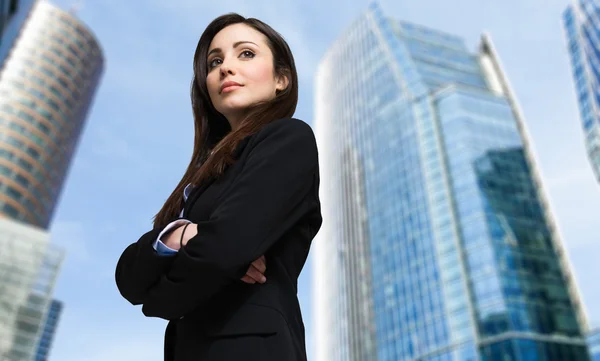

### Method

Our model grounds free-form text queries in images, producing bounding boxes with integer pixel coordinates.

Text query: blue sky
[45,0,599,360]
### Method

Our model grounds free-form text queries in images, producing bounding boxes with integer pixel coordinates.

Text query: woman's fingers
[240,255,267,284]
[245,264,267,283]
[251,257,266,274]
[241,275,256,284]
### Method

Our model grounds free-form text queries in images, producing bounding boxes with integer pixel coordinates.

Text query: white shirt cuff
[152,219,192,255]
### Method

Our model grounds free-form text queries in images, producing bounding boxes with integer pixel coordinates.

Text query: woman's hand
[241,255,267,284]
[163,223,198,250]
[164,223,266,284]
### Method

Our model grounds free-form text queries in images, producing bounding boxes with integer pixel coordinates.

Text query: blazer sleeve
[115,227,176,305]
[140,118,320,320]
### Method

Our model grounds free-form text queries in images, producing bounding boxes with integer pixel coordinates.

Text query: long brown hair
[153,13,299,228]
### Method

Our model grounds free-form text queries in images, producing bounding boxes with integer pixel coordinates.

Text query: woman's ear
[275,73,289,92]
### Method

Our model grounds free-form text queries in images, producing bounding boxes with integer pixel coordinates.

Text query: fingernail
[261,276,267,283]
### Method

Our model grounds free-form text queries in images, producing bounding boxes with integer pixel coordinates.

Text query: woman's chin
[218,99,251,112]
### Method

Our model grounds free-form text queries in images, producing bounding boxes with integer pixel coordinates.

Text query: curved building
[0,0,103,229]
[314,2,590,361]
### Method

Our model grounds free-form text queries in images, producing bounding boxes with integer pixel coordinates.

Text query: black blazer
[115,118,322,361]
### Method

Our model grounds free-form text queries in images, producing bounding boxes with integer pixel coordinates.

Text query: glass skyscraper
[0,0,36,67]
[0,0,104,229]
[563,0,600,183]
[0,1,102,359]
[588,329,600,361]
[0,219,63,361]
[34,299,62,361]
[0,0,20,39]
[313,3,591,360]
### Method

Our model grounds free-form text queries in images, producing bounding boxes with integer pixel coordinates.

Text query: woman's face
[206,23,288,128]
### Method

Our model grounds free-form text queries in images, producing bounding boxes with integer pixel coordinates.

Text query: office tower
[313,2,590,360]
[0,0,19,36]
[563,0,600,183]
[589,329,600,360]
[0,219,63,361]
[0,0,36,66]
[0,0,104,229]
[0,1,102,359]
[34,299,62,361]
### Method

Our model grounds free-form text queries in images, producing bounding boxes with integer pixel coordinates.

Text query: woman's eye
[240,50,255,58]
[208,50,253,70]
[208,58,222,69]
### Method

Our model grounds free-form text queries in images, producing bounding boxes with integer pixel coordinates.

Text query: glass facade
[34,299,62,361]
[313,2,590,360]
[0,0,36,67]
[563,0,600,183]
[0,0,20,41]
[0,0,104,229]
[588,329,600,361]
[0,219,64,361]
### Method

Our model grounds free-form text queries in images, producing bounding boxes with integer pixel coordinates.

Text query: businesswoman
[115,12,322,361]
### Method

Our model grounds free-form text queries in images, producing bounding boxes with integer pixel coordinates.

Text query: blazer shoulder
[253,118,316,147]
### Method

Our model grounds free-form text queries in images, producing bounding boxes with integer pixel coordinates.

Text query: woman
[115,12,322,361]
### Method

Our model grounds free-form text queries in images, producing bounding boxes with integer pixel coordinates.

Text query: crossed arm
[157,222,268,284]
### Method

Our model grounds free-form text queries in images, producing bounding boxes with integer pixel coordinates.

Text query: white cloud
[88,125,155,172]
[48,220,117,283]
[545,166,596,191]
[49,220,91,263]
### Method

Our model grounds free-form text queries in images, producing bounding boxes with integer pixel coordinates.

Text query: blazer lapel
[183,136,253,218]
[182,177,215,219]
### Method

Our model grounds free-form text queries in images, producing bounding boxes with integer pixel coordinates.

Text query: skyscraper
[588,328,600,360]
[0,0,104,229]
[34,299,62,361]
[313,3,591,360]
[563,0,600,183]
[0,219,63,361]
[0,0,37,67]
[0,0,19,37]
[0,1,103,359]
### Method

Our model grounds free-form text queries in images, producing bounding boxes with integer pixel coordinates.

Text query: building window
[2,202,19,218]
